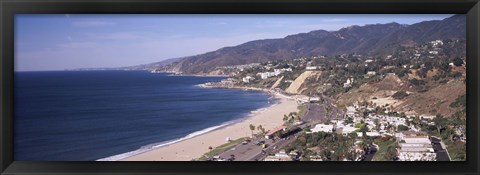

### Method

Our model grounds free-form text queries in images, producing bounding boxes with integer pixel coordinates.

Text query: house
[343,78,354,88]
[264,150,293,161]
[420,115,436,120]
[311,124,334,133]
[403,135,431,143]
[336,126,357,136]
[265,125,287,139]
[242,76,254,83]
[398,135,436,161]
[430,40,444,46]
[385,72,396,76]
[356,132,381,137]
[258,72,276,79]
[366,71,376,76]
[309,97,320,103]
[295,95,310,104]
[345,106,356,117]
[395,130,426,141]
[306,66,318,70]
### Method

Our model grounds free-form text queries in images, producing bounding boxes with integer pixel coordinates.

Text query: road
[430,137,450,161]
[217,134,299,161]
[363,146,378,161]
[250,136,297,161]
[216,95,345,161]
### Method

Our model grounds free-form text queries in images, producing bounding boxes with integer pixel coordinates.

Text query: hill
[139,15,465,75]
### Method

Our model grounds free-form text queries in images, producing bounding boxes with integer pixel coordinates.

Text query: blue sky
[15,14,453,71]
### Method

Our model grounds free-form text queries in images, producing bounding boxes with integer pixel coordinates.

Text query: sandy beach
[120,92,298,161]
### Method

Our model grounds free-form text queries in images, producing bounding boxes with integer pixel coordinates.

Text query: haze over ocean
[14,71,272,160]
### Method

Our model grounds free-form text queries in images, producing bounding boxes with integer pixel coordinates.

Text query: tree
[344,117,354,124]
[249,124,256,138]
[397,124,409,131]
[438,61,450,72]
[434,114,447,134]
[385,146,398,161]
[374,119,381,131]
[453,57,464,66]
[392,91,409,100]
[257,125,266,136]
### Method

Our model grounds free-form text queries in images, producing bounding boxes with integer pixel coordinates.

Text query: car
[242,141,248,145]
[256,140,265,145]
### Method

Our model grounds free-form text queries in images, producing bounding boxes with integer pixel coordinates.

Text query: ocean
[14,71,273,161]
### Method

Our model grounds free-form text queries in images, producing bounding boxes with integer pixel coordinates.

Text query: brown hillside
[336,74,407,107]
[394,79,465,117]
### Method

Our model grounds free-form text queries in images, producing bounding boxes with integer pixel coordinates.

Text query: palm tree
[283,115,289,122]
[249,124,256,138]
[257,125,266,135]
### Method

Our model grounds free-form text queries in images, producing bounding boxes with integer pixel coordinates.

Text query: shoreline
[115,88,297,161]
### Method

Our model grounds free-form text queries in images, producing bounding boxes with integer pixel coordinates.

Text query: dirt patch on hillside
[394,79,465,117]
[372,74,405,90]
[285,71,321,94]
[337,75,406,107]
[271,76,284,89]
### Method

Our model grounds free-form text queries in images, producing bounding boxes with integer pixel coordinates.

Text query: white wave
[98,93,279,161]
[96,120,239,161]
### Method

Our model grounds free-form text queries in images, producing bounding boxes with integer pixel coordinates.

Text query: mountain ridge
[135,15,465,74]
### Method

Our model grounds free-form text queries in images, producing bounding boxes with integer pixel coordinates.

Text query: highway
[217,134,298,161]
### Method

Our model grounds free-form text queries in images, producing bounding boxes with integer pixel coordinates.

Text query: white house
[398,135,436,161]
[258,72,276,79]
[295,95,310,104]
[343,78,354,88]
[429,51,439,55]
[242,76,254,83]
[403,136,431,144]
[420,115,436,120]
[357,132,381,137]
[311,124,334,133]
[430,40,444,46]
[337,125,357,136]
[346,106,356,117]
[309,97,320,103]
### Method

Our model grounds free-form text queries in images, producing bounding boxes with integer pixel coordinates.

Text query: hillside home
[311,124,334,133]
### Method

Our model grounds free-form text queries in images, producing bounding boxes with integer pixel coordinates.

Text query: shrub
[448,72,462,78]
[392,91,409,100]
[397,124,409,131]
[409,78,424,86]
[449,94,466,108]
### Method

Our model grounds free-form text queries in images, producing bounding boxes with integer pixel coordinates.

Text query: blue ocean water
[14,71,272,161]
